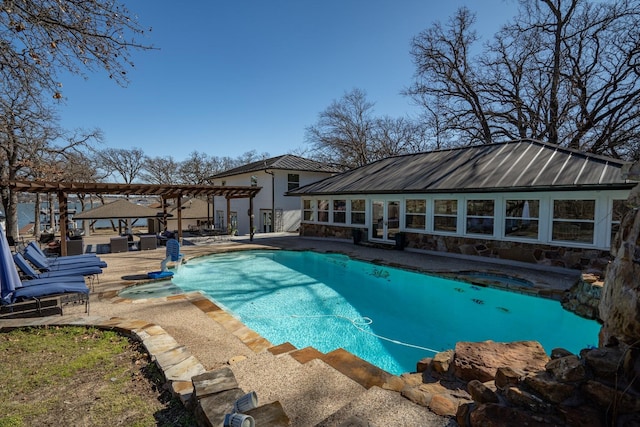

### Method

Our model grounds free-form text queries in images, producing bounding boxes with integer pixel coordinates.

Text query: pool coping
[104,289,398,391]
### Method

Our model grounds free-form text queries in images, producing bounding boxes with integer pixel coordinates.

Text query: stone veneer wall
[299,224,611,273]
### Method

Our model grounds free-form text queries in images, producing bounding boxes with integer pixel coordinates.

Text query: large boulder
[599,183,640,349]
[452,341,549,383]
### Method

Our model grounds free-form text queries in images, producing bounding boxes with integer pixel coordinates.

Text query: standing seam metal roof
[209,154,340,179]
[288,139,635,195]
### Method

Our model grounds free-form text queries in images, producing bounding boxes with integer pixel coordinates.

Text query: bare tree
[305,88,376,169]
[0,83,100,237]
[177,151,223,185]
[405,8,493,144]
[96,147,145,184]
[371,116,429,157]
[0,0,152,99]
[406,0,640,158]
[235,150,270,166]
[141,155,181,185]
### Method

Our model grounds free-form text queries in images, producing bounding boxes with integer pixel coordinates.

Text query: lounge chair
[1,230,89,317]
[14,253,94,282]
[24,244,107,270]
[26,241,105,264]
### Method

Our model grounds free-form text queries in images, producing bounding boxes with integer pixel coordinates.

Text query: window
[433,200,457,232]
[552,200,595,243]
[333,199,346,223]
[318,199,329,222]
[303,199,314,221]
[250,175,258,187]
[504,200,539,239]
[288,174,300,191]
[351,199,365,225]
[611,199,626,243]
[406,199,426,229]
[466,199,494,235]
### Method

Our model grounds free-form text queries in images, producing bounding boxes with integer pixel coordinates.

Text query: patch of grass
[0,326,194,426]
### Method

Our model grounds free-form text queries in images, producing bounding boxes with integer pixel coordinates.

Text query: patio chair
[139,235,157,251]
[110,236,128,253]
[66,238,84,256]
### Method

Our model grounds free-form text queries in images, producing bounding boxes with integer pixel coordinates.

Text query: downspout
[265,168,275,233]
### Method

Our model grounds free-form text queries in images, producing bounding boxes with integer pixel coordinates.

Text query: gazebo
[73,199,166,235]
[5,181,262,255]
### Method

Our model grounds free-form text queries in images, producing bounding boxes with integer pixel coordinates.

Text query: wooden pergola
[6,180,262,255]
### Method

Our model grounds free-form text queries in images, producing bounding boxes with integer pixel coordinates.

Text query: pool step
[230,350,366,426]
[286,345,396,390]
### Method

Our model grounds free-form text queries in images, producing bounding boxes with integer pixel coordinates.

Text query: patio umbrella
[0,227,22,304]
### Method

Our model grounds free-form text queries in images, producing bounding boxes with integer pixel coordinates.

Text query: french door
[370,199,400,242]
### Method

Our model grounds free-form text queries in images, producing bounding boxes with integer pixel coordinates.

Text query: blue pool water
[171,250,600,375]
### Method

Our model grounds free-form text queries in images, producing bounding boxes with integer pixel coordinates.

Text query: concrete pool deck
[2,232,584,426]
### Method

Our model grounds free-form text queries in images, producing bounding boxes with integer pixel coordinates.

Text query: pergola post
[58,191,68,256]
[226,197,231,234]
[249,196,254,241]
[176,195,183,242]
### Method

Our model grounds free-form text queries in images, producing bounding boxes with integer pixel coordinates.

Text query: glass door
[260,209,272,233]
[370,200,400,241]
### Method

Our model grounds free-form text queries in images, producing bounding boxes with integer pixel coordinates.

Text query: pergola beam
[4,180,262,254]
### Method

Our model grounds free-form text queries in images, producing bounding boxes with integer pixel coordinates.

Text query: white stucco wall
[211,170,333,235]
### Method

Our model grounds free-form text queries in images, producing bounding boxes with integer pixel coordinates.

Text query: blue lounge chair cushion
[12,282,89,301]
[22,276,87,287]
[27,241,103,262]
[25,245,107,269]
[15,253,102,279]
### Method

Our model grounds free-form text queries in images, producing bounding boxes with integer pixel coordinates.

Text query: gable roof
[74,199,163,220]
[289,139,636,196]
[210,154,339,179]
[166,198,211,219]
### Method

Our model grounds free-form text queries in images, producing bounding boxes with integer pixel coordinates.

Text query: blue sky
[56,0,518,162]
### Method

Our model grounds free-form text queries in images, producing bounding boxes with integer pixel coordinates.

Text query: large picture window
[552,200,595,243]
[504,200,539,239]
[317,199,329,222]
[351,199,365,225]
[333,199,346,223]
[406,199,426,229]
[466,199,494,235]
[303,199,314,221]
[433,200,457,232]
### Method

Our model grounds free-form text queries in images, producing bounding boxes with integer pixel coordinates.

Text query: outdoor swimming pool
[164,250,599,375]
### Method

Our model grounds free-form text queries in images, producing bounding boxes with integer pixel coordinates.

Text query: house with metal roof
[288,139,637,269]
[209,155,339,235]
